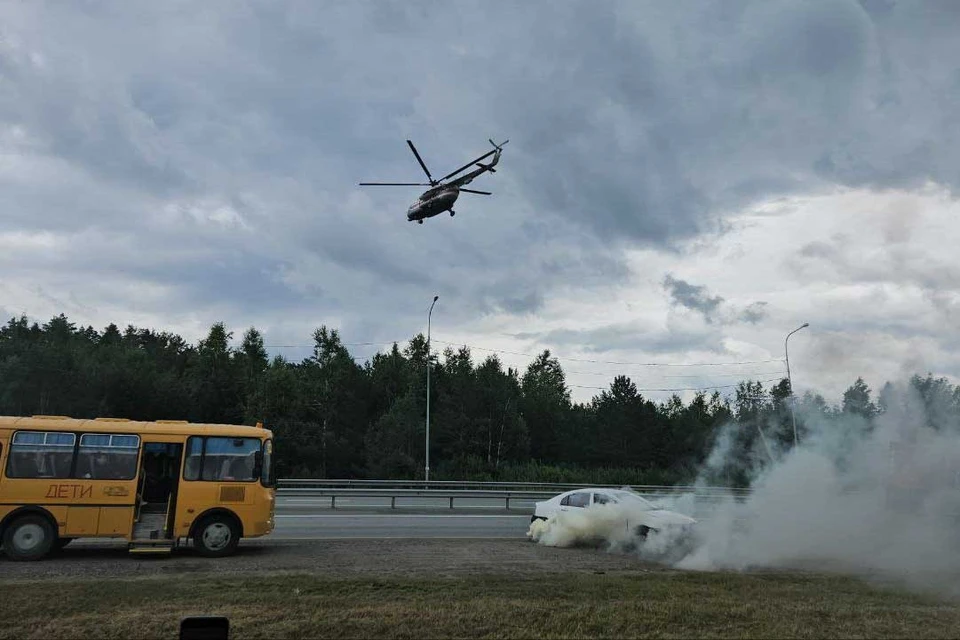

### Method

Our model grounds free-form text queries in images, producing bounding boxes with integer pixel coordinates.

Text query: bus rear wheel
[193,514,240,558]
[3,514,55,561]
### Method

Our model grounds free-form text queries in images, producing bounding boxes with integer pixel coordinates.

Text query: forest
[2,314,958,487]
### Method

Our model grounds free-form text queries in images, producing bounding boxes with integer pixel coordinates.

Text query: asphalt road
[273,513,531,539]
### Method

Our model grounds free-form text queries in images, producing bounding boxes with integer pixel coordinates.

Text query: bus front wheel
[2,514,55,561]
[193,514,240,558]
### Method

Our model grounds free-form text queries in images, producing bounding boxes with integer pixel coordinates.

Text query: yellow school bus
[0,415,275,561]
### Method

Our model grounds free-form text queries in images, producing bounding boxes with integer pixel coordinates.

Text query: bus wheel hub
[203,523,230,549]
[14,524,44,551]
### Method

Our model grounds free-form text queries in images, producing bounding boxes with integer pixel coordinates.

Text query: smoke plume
[532,378,960,595]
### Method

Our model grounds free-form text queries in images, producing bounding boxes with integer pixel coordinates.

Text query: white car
[529,487,697,541]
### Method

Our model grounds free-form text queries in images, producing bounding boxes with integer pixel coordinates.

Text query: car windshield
[610,490,656,510]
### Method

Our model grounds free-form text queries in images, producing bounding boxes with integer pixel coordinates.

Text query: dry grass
[2,570,959,639]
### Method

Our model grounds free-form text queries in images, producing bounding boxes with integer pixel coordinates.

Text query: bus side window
[184,437,203,481]
[77,434,139,480]
[6,431,75,479]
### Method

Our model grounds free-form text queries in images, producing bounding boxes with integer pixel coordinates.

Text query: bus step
[129,540,175,554]
[133,513,168,539]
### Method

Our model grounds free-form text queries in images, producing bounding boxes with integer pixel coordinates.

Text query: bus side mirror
[180,616,229,640]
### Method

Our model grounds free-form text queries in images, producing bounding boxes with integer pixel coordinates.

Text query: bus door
[0,433,7,521]
[133,441,183,545]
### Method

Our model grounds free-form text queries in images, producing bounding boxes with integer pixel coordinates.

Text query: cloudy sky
[2,0,959,404]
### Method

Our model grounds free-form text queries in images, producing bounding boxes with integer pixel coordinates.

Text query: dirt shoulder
[1,538,674,582]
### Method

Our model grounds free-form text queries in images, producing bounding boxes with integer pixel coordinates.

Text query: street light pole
[426,295,439,483]
[785,322,809,447]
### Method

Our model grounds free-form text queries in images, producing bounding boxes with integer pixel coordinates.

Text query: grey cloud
[2,0,960,378]
[810,314,952,343]
[473,1,960,243]
[511,322,727,357]
[799,241,838,259]
[493,292,544,316]
[663,275,725,323]
[7,2,960,252]
[663,274,769,327]
[740,302,769,325]
[790,233,960,295]
[0,306,19,325]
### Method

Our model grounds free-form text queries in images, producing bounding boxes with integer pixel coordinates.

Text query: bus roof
[0,415,272,439]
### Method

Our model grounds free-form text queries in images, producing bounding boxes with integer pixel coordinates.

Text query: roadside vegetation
[3,314,957,486]
[2,570,959,639]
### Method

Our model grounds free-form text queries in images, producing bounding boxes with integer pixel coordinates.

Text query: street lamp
[425,295,439,483]
[785,322,809,447]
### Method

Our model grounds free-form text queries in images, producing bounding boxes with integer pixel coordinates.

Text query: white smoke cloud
[681,381,960,590]
[528,504,635,549]
[531,379,960,595]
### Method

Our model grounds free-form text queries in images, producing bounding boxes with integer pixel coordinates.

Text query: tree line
[2,314,958,486]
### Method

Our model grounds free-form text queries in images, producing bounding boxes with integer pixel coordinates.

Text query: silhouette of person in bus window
[83,452,110,479]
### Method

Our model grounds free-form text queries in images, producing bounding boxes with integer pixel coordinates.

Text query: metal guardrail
[278,479,753,494]
[279,487,557,510]
[275,479,753,511]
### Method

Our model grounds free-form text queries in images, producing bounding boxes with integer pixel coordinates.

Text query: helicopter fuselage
[360,138,507,224]
[407,186,459,222]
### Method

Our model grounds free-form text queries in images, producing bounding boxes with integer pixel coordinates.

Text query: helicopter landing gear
[418,219,424,224]
[449,209,456,217]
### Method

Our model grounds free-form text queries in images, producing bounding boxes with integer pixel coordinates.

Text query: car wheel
[2,514,56,561]
[193,514,240,558]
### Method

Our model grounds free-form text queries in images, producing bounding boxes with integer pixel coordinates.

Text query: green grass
[2,570,959,639]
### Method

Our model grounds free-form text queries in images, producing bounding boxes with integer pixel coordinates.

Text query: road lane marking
[276,506,531,510]
[277,501,535,505]
[259,535,527,540]
[274,513,530,519]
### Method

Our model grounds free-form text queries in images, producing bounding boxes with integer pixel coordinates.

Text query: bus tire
[2,514,56,561]
[193,513,240,558]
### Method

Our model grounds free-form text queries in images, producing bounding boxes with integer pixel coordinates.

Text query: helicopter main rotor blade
[406,140,435,184]
[460,188,492,195]
[438,149,497,182]
[359,182,432,186]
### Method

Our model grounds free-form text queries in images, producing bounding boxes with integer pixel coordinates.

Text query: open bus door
[131,441,183,554]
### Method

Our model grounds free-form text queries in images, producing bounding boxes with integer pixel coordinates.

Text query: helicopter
[359,138,508,223]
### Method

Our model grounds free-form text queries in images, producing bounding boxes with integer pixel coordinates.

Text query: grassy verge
[2,570,958,639]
